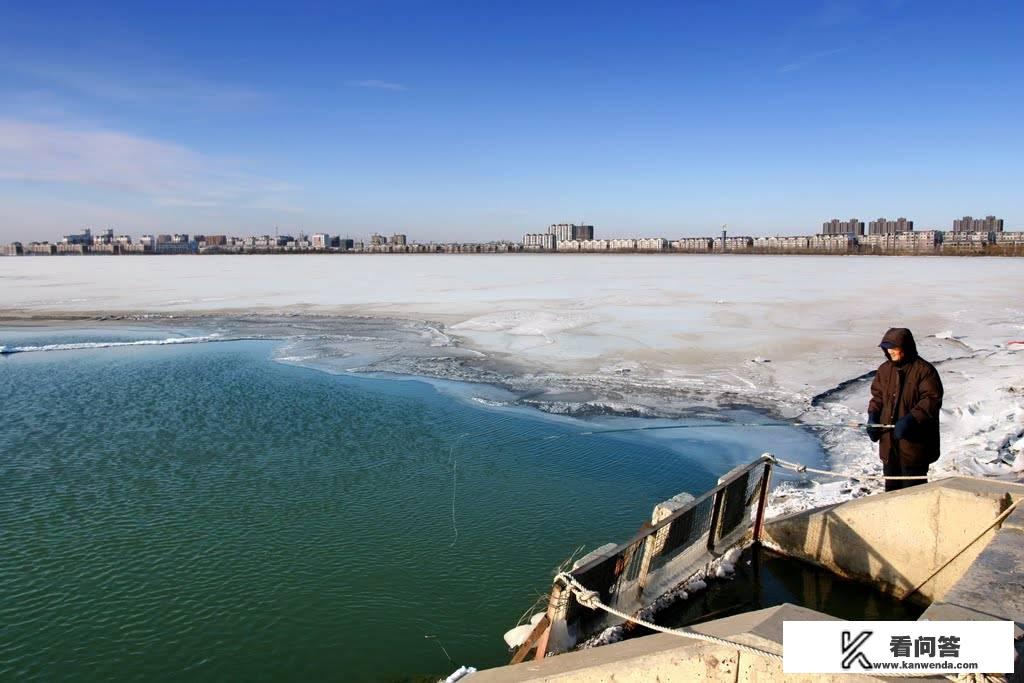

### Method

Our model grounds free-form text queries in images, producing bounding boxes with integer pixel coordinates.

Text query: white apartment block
[523,233,556,250]
[636,237,668,251]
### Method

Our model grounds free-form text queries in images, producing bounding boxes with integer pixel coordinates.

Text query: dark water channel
[652,546,926,633]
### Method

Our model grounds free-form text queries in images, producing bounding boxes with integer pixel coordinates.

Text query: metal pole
[752,461,773,543]
[706,488,724,552]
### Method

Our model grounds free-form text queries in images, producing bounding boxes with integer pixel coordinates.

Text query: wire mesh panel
[554,457,772,649]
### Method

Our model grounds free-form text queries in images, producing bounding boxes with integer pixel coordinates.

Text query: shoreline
[0,312,919,515]
[4,254,1023,512]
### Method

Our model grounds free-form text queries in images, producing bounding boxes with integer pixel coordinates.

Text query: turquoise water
[0,333,825,681]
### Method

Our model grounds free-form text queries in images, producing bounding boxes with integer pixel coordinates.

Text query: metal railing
[512,455,773,663]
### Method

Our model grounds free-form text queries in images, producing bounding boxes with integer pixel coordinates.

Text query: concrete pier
[474,477,1024,682]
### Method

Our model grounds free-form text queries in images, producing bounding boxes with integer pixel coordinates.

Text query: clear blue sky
[1,0,1021,242]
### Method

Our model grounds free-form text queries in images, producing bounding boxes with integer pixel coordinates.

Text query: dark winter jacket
[868,328,944,467]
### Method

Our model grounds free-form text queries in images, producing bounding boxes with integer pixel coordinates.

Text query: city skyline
[6,213,1019,257]
[1,1,1023,243]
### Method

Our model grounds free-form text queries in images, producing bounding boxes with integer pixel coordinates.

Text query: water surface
[0,331,825,681]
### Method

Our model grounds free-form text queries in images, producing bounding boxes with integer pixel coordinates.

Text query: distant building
[311,233,330,250]
[720,236,754,252]
[714,229,752,252]
[895,230,941,253]
[753,236,811,252]
[952,215,1003,232]
[61,228,92,245]
[204,235,228,246]
[91,228,114,244]
[1,242,23,256]
[25,242,57,255]
[671,238,714,252]
[391,234,407,246]
[636,237,668,251]
[994,231,1024,247]
[154,241,192,254]
[941,230,993,252]
[370,233,386,246]
[810,234,857,252]
[821,218,865,236]
[608,238,637,251]
[547,223,594,242]
[523,233,556,250]
[868,217,913,235]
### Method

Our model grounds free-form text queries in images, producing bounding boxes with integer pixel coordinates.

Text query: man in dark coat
[867,328,944,492]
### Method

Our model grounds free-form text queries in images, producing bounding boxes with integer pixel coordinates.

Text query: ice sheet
[3,254,1022,511]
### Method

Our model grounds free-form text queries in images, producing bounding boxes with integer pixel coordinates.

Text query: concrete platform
[469,604,946,682]
[473,477,1024,682]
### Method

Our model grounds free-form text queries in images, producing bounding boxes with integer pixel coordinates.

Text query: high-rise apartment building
[546,223,595,242]
[868,217,914,235]
[821,218,865,235]
[523,233,556,250]
[952,215,1003,232]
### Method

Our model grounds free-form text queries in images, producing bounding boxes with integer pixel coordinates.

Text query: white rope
[767,454,1024,484]
[554,572,969,679]
[553,572,784,663]
[769,454,930,481]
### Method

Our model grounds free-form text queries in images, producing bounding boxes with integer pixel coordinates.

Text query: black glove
[893,414,915,440]
[866,412,883,442]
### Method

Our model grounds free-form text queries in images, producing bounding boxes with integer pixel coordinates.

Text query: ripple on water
[0,337,826,682]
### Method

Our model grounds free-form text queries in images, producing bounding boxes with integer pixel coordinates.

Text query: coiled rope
[553,571,784,663]
[553,571,996,680]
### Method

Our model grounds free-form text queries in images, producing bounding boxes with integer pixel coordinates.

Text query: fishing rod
[500,419,896,449]
[571,420,894,437]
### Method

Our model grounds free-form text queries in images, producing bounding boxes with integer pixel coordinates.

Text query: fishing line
[448,432,470,548]
[424,634,455,666]
[492,419,891,450]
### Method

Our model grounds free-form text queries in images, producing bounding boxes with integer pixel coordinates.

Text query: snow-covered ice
[2,254,1022,512]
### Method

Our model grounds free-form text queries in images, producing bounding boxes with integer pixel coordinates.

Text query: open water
[0,328,826,681]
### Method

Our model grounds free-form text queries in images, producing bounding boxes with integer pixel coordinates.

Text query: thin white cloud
[6,64,265,110]
[0,118,296,209]
[779,48,848,73]
[345,79,408,91]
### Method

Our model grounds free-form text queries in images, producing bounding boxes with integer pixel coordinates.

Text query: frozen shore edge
[3,311,1022,521]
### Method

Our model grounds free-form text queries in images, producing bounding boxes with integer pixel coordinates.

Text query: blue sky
[1,0,1021,242]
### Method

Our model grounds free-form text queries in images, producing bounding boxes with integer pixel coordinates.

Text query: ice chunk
[444,665,478,683]
[503,623,535,649]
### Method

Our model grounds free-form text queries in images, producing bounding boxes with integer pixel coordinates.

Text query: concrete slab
[762,478,1022,602]
[938,527,1024,628]
[921,602,1024,639]
[468,605,944,682]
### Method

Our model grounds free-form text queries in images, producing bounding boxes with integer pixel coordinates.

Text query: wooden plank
[753,462,773,543]
[533,584,562,661]
[508,615,550,665]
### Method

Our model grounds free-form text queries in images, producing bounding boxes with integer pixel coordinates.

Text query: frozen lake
[3,253,1023,502]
